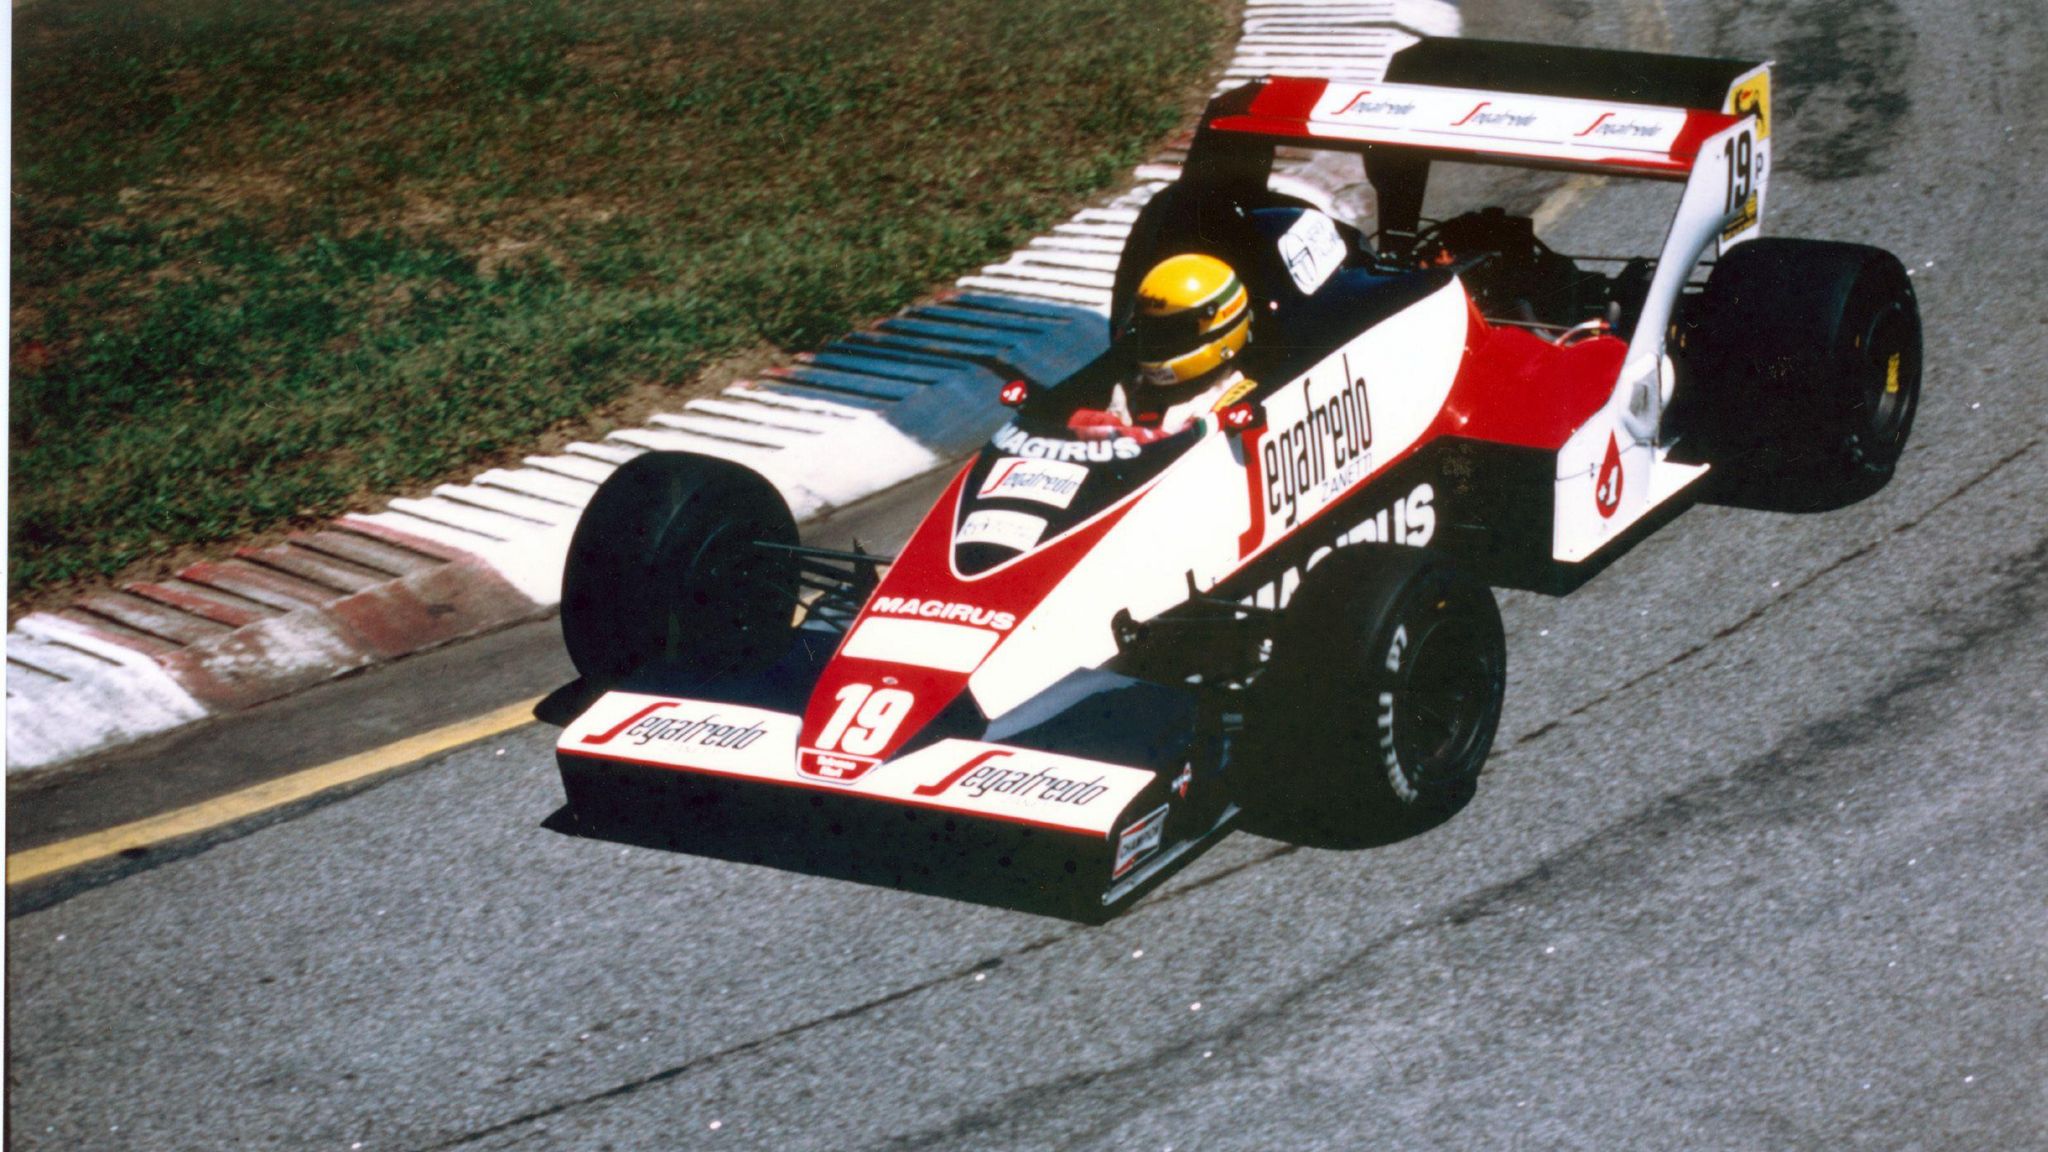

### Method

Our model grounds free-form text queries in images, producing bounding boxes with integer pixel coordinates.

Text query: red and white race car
[546,39,1921,919]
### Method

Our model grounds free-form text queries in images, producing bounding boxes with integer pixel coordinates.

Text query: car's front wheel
[560,451,799,690]
[1240,546,1506,845]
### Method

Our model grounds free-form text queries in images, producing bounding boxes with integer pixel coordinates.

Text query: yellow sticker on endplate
[1733,73,1771,140]
[1886,353,1901,395]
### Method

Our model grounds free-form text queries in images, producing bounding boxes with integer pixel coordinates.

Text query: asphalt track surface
[9,0,2047,1146]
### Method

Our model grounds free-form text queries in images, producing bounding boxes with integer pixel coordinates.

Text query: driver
[1069,254,1252,443]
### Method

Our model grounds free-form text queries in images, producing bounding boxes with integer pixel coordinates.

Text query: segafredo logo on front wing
[911,748,1113,806]
[886,740,1155,835]
[563,695,1153,835]
[563,692,799,774]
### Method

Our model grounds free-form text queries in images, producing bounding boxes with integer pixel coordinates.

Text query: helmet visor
[1131,309,1215,363]
[1129,282,1248,363]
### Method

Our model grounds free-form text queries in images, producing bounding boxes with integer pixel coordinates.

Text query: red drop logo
[1595,433,1623,519]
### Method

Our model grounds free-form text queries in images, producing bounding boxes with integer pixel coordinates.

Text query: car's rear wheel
[1671,238,1923,510]
[1241,546,1506,845]
[561,451,798,689]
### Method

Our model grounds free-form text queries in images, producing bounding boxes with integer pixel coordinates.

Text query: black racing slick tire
[1243,546,1507,845]
[560,451,798,689]
[1672,238,1922,510]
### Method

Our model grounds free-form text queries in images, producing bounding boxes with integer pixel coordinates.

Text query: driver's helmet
[1130,254,1251,388]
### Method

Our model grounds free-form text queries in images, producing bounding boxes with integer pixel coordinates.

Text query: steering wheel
[1554,318,1611,347]
[1408,217,1465,269]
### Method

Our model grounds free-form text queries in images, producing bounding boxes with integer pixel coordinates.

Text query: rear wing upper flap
[1384,38,1761,112]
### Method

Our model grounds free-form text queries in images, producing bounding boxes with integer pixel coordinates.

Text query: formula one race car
[547,39,1921,919]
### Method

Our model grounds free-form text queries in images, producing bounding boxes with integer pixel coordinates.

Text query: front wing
[554,691,1228,917]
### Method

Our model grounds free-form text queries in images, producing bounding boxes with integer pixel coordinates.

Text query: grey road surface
[9,0,2046,1147]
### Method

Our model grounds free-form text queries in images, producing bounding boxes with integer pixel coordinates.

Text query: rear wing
[1187,39,1771,250]
[1197,38,1770,183]
[1208,76,1736,179]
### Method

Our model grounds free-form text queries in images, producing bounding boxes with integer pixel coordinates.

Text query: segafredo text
[1264,361,1374,528]
[956,762,1110,805]
[620,713,768,750]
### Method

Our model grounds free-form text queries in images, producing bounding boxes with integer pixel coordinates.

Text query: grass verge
[9,0,1231,609]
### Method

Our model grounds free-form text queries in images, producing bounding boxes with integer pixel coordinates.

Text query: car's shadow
[543,782,1464,923]
[1234,800,1466,852]
[539,777,1197,925]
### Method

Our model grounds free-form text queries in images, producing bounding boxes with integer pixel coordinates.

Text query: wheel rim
[655,513,793,671]
[1856,302,1916,449]
[1390,615,1500,788]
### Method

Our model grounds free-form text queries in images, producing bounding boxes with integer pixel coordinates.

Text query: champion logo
[1112,804,1170,879]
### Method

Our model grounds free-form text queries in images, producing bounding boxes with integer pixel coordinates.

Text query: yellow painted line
[7,695,545,887]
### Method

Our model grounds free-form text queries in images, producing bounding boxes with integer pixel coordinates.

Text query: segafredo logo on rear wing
[1209,77,1739,179]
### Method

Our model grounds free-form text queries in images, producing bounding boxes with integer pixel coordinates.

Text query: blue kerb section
[768,366,922,402]
[809,351,955,384]
[914,306,1049,334]
[749,294,1106,457]
[741,293,1105,455]
[848,331,1014,364]
[875,318,1017,354]
[832,337,978,371]
[858,294,1108,457]
[944,294,1107,383]
[949,292,1101,321]
[748,378,894,410]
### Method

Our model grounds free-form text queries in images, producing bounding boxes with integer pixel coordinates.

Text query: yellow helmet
[1131,254,1251,388]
